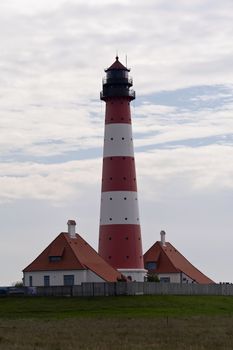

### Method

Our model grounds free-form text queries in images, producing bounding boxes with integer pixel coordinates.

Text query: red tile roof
[23,232,121,282]
[144,241,214,284]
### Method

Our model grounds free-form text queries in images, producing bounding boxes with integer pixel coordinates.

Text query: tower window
[110,137,113,140]
[109,218,112,221]
[122,137,125,140]
[125,218,128,221]
[109,237,112,240]
[124,197,127,200]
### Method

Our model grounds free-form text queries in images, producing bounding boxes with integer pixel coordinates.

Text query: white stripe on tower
[103,124,134,157]
[100,191,139,225]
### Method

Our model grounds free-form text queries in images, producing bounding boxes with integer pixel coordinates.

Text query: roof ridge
[64,232,121,281]
[23,232,64,272]
[160,242,180,273]
[62,233,86,269]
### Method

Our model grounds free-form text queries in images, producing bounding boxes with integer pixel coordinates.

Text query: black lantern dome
[100,56,135,101]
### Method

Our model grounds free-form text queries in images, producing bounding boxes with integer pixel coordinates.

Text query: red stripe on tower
[98,56,146,281]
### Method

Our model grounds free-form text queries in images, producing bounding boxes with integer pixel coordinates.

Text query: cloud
[1,82,232,206]
[0,159,101,203]
[0,104,104,158]
[133,91,233,148]
[1,142,232,205]
[136,145,233,201]
[1,0,233,102]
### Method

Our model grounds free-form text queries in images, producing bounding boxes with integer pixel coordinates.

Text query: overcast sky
[1,0,233,285]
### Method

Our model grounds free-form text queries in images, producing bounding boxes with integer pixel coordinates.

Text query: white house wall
[157,273,197,284]
[181,272,196,284]
[118,268,147,282]
[158,273,181,283]
[86,270,105,283]
[24,269,104,287]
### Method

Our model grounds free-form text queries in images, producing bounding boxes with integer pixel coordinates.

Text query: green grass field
[0,295,233,349]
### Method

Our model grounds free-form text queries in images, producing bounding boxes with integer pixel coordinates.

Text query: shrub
[146,273,160,282]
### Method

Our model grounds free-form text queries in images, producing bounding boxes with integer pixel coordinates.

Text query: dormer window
[49,256,62,262]
[146,261,157,270]
[48,246,64,262]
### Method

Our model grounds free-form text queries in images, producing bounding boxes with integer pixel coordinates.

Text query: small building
[144,231,214,284]
[23,220,121,287]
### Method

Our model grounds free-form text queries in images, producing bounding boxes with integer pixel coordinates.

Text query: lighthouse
[98,56,146,282]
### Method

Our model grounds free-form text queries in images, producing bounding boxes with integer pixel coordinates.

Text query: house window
[64,275,74,286]
[44,275,50,287]
[29,276,33,287]
[49,256,62,262]
[146,261,157,270]
[160,277,170,283]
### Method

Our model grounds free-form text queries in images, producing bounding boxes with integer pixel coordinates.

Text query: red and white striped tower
[98,56,146,281]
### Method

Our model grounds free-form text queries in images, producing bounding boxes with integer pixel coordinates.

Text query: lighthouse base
[118,268,147,282]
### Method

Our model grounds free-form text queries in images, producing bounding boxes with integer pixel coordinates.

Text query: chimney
[160,230,166,246]
[67,220,76,238]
